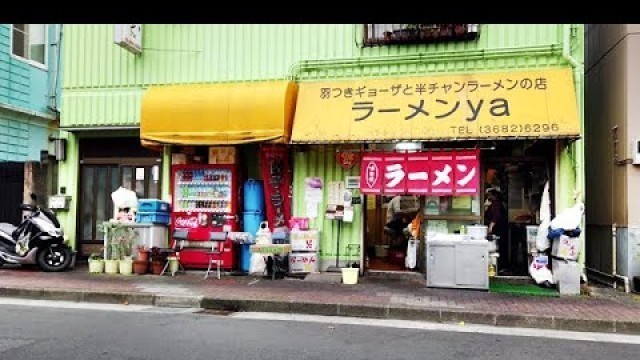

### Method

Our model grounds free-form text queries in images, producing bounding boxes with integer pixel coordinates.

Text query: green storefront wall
[56,24,584,266]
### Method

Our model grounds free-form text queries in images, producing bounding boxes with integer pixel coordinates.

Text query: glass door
[78,163,162,256]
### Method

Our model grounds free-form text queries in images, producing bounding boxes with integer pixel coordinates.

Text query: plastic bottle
[488,263,496,277]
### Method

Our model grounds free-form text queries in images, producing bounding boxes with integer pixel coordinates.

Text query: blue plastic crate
[138,199,171,213]
[135,211,171,225]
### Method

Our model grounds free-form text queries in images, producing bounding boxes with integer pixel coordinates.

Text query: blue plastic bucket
[243,211,264,237]
[243,179,265,213]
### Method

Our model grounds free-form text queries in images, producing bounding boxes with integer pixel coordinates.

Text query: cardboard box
[551,234,581,261]
[290,229,320,251]
[289,252,319,273]
[208,146,237,164]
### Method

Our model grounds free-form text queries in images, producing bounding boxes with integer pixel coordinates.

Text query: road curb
[199,297,640,335]
[1,286,638,335]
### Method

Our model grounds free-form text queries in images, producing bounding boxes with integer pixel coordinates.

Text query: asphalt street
[0,298,637,360]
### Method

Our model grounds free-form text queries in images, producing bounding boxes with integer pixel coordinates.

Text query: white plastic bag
[550,201,584,231]
[254,221,272,245]
[536,181,551,252]
[405,239,417,269]
[249,253,266,275]
[529,254,555,285]
[536,218,550,252]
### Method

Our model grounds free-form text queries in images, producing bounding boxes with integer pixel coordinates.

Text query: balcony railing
[363,24,480,46]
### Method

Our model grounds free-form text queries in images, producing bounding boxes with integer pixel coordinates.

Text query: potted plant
[118,228,135,275]
[97,220,138,275]
[88,252,105,274]
[150,247,165,275]
[136,245,150,262]
[133,259,149,275]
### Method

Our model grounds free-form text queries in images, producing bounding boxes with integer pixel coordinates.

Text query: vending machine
[170,164,239,269]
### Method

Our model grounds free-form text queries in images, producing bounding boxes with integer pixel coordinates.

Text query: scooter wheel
[36,247,72,272]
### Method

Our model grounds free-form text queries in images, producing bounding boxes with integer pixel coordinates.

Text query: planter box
[88,260,104,273]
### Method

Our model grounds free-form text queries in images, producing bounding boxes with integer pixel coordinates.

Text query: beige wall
[626,32,640,226]
[585,24,628,226]
[586,24,640,273]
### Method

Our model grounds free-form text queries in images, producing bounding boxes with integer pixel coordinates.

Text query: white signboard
[114,24,143,54]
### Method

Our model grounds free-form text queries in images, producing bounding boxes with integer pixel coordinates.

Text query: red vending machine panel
[171,164,239,269]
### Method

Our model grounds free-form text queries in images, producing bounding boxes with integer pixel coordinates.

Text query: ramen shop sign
[359,150,480,196]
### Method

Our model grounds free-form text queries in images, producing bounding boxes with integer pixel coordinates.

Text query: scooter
[0,200,76,272]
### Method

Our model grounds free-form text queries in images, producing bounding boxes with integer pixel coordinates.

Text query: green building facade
[57,24,584,270]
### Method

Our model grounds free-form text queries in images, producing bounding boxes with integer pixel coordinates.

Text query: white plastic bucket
[341,268,359,285]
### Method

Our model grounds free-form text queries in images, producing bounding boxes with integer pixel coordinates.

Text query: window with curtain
[12,24,47,65]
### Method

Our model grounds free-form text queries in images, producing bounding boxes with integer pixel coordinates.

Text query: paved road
[0,299,637,360]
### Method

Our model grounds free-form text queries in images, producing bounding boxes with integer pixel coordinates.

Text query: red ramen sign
[359,150,480,196]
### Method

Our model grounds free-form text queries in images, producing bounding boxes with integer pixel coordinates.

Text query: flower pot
[133,260,148,275]
[167,256,180,275]
[104,260,119,274]
[341,267,359,285]
[88,260,105,274]
[151,261,165,275]
[119,259,133,275]
[137,250,150,262]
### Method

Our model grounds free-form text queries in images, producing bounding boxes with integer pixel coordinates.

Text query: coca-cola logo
[175,216,199,228]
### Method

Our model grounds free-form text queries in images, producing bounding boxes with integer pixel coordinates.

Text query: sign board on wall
[291,68,580,142]
[359,150,480,196]
[114,24,143,54]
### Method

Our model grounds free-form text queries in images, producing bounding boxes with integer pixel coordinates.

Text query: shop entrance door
[78,161,162,257]
[483,158,551,276]
[364,195,422,272]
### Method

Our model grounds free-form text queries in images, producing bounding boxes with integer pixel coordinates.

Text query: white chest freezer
[426,239,489,290]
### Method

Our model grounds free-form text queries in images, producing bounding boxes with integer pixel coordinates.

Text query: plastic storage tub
[138,199,171,213]
[135,211,171,225]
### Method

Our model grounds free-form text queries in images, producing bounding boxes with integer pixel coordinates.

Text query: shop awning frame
[140,81,298,147]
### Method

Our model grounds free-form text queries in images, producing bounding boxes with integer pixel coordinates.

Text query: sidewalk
[1,265,639,334]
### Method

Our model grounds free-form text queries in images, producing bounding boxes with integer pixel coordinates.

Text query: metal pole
[335,220,341,268]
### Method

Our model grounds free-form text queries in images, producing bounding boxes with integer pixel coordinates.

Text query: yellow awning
[141,81,298,146]
[291,68,580,143]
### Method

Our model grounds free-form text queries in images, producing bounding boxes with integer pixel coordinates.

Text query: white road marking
[229,312,640,345]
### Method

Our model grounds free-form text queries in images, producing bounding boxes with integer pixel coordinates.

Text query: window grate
[363,24,479,47]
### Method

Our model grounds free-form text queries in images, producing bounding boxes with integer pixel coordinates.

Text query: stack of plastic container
[134,199,171,252]
[241,179,265,273]
[136,199,171,225]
